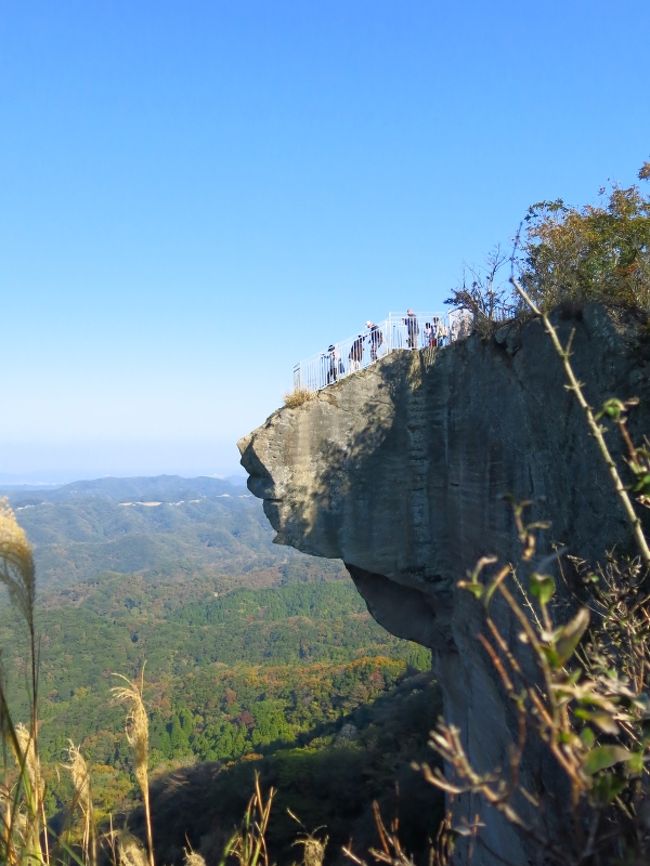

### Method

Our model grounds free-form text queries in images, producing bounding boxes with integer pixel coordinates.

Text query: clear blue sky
[2,0,649,482]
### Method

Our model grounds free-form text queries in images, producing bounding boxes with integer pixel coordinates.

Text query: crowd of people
[324,309,453,385]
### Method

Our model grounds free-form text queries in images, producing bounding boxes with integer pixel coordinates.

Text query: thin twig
[509,275,650,567]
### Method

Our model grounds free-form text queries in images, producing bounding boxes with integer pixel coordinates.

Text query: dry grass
[64,741,97,866]
[183,845,207,866]
[7,723,46,866]
[283,388,314,408]
[0,499,36,629]
[287,808,328,866]
[0,500,45,866]
[112,828,149,866]
[112,669,155,866]
[219,773,275,866]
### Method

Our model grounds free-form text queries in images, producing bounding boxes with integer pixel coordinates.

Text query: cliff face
[238,305,650,865]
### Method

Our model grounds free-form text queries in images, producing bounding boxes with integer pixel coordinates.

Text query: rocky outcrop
[238,305,650,865]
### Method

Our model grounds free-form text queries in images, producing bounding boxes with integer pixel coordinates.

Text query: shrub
[283,389,314,408]
[446,162,650,331]
[519,174,650,312]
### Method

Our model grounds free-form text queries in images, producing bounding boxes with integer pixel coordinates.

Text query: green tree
[519,165,650,310]
[167,713,191,753]
[251,699,292,748]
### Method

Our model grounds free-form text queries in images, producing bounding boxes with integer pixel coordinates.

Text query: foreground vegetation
[427,162,650,863]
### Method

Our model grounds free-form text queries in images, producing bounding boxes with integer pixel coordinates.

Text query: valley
[1,475,435,850]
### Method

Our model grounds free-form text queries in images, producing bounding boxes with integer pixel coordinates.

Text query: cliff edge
[238,304,650,865]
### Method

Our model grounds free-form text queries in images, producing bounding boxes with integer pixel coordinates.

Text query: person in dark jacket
[366,321,384,361]
[327,344,341,384]
[404,309,419,349]
[349,335,365,371]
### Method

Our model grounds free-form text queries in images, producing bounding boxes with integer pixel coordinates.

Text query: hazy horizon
[0,437,247,486]
[0,467,247,487]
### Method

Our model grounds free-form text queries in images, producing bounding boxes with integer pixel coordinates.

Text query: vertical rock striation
[238,304,650,865]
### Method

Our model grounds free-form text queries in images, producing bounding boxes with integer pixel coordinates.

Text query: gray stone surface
[239,304,650,865]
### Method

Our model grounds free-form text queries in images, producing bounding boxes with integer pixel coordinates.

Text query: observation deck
[293,310,472,392]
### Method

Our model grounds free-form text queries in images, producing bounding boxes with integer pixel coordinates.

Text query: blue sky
[2,0,649,482]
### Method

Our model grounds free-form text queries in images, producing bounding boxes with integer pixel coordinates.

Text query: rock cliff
[238,304,650,865]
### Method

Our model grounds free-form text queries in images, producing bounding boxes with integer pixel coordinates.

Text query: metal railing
[293,311,472,392]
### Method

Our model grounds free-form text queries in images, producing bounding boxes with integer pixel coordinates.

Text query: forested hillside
[1,476,433,833]
[2,475,346,591]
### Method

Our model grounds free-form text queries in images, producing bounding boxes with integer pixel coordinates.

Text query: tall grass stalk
[219,773,275,866]
[0,501,38,727]
[13,724,46,866]
[64,742,97,866]
[183,845,207,866]
[111,670,154,866]
[0,500,45,866]
[112,828,149,866]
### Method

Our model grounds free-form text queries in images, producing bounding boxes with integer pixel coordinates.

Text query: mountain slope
[3,475,345,591]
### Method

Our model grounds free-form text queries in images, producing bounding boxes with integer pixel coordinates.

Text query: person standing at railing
[404,309,419,349]
[433,316,447,347]
[327,344,341,384]
[366,321,383,362]
[349,334,365,372]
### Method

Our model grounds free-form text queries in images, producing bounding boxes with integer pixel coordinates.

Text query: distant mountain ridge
[2,473,246,504]
[4,475,344,592]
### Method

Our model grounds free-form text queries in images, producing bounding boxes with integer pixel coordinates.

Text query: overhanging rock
[239,304,650,866]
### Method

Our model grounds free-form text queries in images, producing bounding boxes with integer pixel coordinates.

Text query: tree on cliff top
[446,160,650,323]
[519,162,650,311]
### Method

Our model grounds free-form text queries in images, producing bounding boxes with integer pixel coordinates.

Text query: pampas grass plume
[183,846,207,866]
[112,668,155,866]
[111,672,149,790]
[115,829,150,866]
[64,740,96,865]
[14,723,44,804]
[0,499,35,630]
